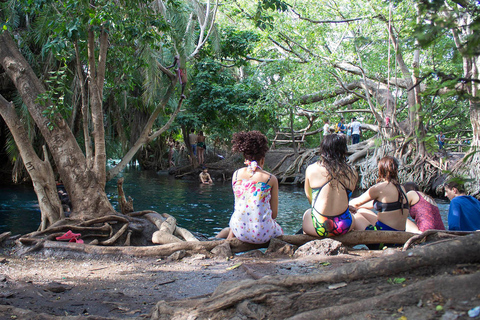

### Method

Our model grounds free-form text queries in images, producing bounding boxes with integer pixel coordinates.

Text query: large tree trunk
[0,31,115,219]
[0,96,63,230]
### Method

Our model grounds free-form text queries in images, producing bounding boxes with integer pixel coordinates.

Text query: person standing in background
[350,117,362,144]
[188,129,197,157]
[335,117,346,134]
[323,119,330,138]
[437,131,445,150]
[197,131,206,165]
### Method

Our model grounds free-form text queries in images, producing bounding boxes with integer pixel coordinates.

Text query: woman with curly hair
[302,134,358,237]
[217,131,283,244]
[349,156,409,231]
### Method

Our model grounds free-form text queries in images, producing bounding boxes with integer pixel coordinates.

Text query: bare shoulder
[406,190,419,201]
[306,162,319,174]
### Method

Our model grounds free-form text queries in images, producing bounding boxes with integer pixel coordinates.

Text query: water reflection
[0,167,451,237]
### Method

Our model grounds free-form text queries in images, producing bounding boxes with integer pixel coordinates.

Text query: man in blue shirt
[444,180,480,231]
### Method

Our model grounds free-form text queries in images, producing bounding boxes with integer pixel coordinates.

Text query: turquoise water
[0,166,450,237]
[0,166,308,237]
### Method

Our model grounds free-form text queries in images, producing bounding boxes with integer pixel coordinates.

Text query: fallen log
[39,239,227,256]
[28,231,417,257]
[279,230,417,247]
[149,232,480,320]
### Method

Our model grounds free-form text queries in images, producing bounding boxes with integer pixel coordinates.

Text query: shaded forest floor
[1,239,479,320]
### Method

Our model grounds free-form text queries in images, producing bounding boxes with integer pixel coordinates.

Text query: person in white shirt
[323,119,330,138]
[350,117,362,144]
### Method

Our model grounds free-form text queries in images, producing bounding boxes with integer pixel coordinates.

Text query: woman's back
[306,162,356,217]
[371,182,409,230]
[409,191,445,231]
[230,167,282,243]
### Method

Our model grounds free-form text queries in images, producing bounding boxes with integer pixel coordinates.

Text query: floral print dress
[229,178,283,244]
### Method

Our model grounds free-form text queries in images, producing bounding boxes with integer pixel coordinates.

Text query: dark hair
[403,182,419,193]
[199,131,204,136]
[190,128,195,133]
[377,156,406,214]
[445,179,465,193]
[319,134,355,184]
[232,131,269,162]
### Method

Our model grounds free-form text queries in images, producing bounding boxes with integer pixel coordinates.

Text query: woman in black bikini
[302,134,358,237]
[349,156,409,231]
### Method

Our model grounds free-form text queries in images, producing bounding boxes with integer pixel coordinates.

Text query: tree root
[18,231,421,257]
[79,215,131,226]
[0,231,11,244]
[287,271,480,320]
[100,223,129,246]
[402,230,475,251]
[128,210,159,217]
[149,232,480,319]
[20,224,112,242]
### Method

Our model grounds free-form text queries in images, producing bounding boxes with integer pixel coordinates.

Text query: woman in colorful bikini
[302,134,358,237]
[349,156,409,231]
[216,131,283,244]
[403,182,445,232]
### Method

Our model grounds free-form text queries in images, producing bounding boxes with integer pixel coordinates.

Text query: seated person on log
[444,179,480,231]
[403,182,445,233]
[199,167,213,184]
[216,131,283,244]
[349,156,409,232]
[302,134,358,237]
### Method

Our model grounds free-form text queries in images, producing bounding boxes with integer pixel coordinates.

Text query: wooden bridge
[271,130,307,150]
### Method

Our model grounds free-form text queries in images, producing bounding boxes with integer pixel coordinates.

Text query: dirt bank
[1,237,480,320]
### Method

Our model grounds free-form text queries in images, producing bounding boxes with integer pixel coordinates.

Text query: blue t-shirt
[448,195,480,231]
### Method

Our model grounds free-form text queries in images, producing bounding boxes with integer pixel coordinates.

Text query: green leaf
[388,278,406,284]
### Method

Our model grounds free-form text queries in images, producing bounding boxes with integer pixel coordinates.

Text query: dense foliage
[1,0,478,172]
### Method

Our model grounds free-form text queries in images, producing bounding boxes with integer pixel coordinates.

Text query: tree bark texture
[0,31,114,219]
[0,95,63,230]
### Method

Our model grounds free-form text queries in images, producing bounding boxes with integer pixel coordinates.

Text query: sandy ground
[1,239,480,320]
[0,240,379,319]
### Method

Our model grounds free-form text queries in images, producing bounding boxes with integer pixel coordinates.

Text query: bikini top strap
[312,179,332,207]
[232,169,239,185]
[337,179,353,199]
[266,174,272,185]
